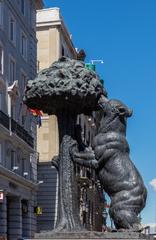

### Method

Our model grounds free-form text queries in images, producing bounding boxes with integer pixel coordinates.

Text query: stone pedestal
[34,231,153,240]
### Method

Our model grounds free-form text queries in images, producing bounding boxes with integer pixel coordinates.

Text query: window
[21,115,25,126]
[10,150,15,170]
[62,46,65,56]
[0,1,3,27]
[9,16,16,44]
[22,158,26,175]
[21,32,27,60]
[31,6,36,30]
[9,57,16,85]
[37,60,40,72]
[20,0,25,15]
[11,105,15,119]
[0,43,3,74]
[21,71,27,87]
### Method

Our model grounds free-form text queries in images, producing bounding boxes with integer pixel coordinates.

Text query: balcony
[0,110,34,148]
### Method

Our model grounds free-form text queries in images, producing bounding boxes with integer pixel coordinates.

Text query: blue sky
[44,0,156,224]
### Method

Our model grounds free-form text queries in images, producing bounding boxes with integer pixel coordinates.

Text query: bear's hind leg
[109,207,142,232]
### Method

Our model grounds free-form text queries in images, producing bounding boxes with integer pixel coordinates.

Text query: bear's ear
[118,106,133,117]
[118,106,126,116]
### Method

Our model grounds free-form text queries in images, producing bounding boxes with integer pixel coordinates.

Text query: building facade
[0,0,43,239]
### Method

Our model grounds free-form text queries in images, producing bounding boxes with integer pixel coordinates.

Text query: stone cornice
[0,165,38,191]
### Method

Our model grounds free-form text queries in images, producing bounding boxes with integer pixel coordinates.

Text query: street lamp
[23,172,28,177]
[38,180,44,184]
[85,59,104,72]
[90,59,104,65]
[12,166,19,171]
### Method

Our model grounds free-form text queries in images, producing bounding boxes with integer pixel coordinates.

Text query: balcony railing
[0,110,34,148]
[0,110,10,129]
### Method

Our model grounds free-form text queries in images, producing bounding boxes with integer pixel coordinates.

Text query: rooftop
[36,7,76,55]
[36,7,63,26]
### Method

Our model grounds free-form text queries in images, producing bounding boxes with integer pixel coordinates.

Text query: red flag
[29,108,43,116]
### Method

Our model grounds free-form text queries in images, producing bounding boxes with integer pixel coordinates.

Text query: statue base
[34,231,153,240]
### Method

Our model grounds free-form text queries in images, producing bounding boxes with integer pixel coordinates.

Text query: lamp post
[85,60,105,88]
[85,59,104,72]
[90,60,104,65]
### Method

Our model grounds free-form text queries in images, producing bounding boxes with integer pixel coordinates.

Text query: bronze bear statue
[71,97,147,231]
